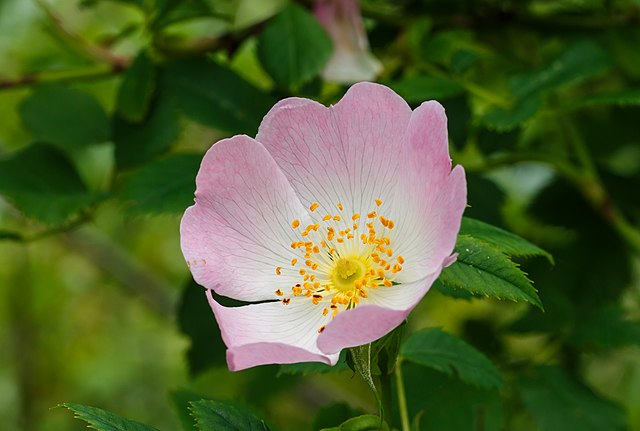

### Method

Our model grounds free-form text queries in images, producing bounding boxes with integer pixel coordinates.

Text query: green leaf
[570,305,640,350]
[257,3,332,89]
[19,85,110,150]
[152,0,218,29]
[510,41,612,100]
[439,235,543,309]
[400,328,503,389]
[402,364,504,431]
[161,58,275,135]
[61,403,161,431]
[189,399,270,431]
[313,403,364,431]
[460,217,553,263]
[277,351,348,376]
[116,51,156,123]
[389,76,465,103]
[320,415,389,431]
[571,88,640,110]
[480,96,540,131]
[113,95,181,170]
[170,389,209,431]
[177,280,228,375]
[0,230,23,241]
[118,153,200,215]
[519,366,626,431]
[0,144,102,225]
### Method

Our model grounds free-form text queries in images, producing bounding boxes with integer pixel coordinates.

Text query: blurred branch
[34,0,130,68]
[0,63,124,90]
[0,212,90,242]
[472,144,640,254]
[152,21,265,58]
[61,227,175,317]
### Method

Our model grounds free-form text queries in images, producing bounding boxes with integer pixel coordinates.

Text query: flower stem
[395,360,410,431]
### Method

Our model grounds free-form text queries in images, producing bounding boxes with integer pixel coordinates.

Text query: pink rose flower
[180,83,466,371]
[314,0,382,83]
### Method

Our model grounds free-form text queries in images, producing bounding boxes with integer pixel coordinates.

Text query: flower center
[331,257,366,292]
[273,199,405,332]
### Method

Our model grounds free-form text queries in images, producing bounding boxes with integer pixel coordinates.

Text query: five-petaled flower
[180,82,467,371]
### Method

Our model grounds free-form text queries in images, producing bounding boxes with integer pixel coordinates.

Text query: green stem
[0,64,124,91]
[418,63,512,109]
[395,360,411,431]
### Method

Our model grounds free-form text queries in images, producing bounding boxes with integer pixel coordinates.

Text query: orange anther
[291,258,298,266]
[322,214,331,221]
[397,256,405,264]
[291,219,300,228]
[310,202,319,212]
[375,199,383,206]
[383,279,393,287]
[367,211,377,219]
[337,203,343,211]
[276,266,282,275]
[275,289,283,296]
[352,214,360,221]
[333,215,341,221]
[282,298,291,305]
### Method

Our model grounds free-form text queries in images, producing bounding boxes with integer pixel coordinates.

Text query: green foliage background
[1,0,640,430]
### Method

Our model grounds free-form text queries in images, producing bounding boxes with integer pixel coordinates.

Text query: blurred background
[1,0,640,430]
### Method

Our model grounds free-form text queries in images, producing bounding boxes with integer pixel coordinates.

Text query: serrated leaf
[189,400,270,431]
[439,235,543,309]
[510,40,611,100]
[400,328,503,389]
[480,95,540,131]
[519,366,626,431]
[257,3,332,89]
[61,403,161,431]
[0,144,102,225]
[118,153,200,215]
[161,58,275,135]
[19,85,110,150]
[433,279,475,300]
[116,51,156,123]
[389,76,464,103]
[170,389,209,431]
[113,95,181,170]
[571,88,640,109]
[320,415,389,431]
[460,217,553,263]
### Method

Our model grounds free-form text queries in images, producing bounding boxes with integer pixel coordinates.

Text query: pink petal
[207,290,339,371]
[317,270,441,354]
[256,82,412,223]
[314,0,382,83]
[257,85,466,282]
[390,101,467,279]
[180,135,311,301]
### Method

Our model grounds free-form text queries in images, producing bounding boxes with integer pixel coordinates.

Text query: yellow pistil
[274,199,405,330]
